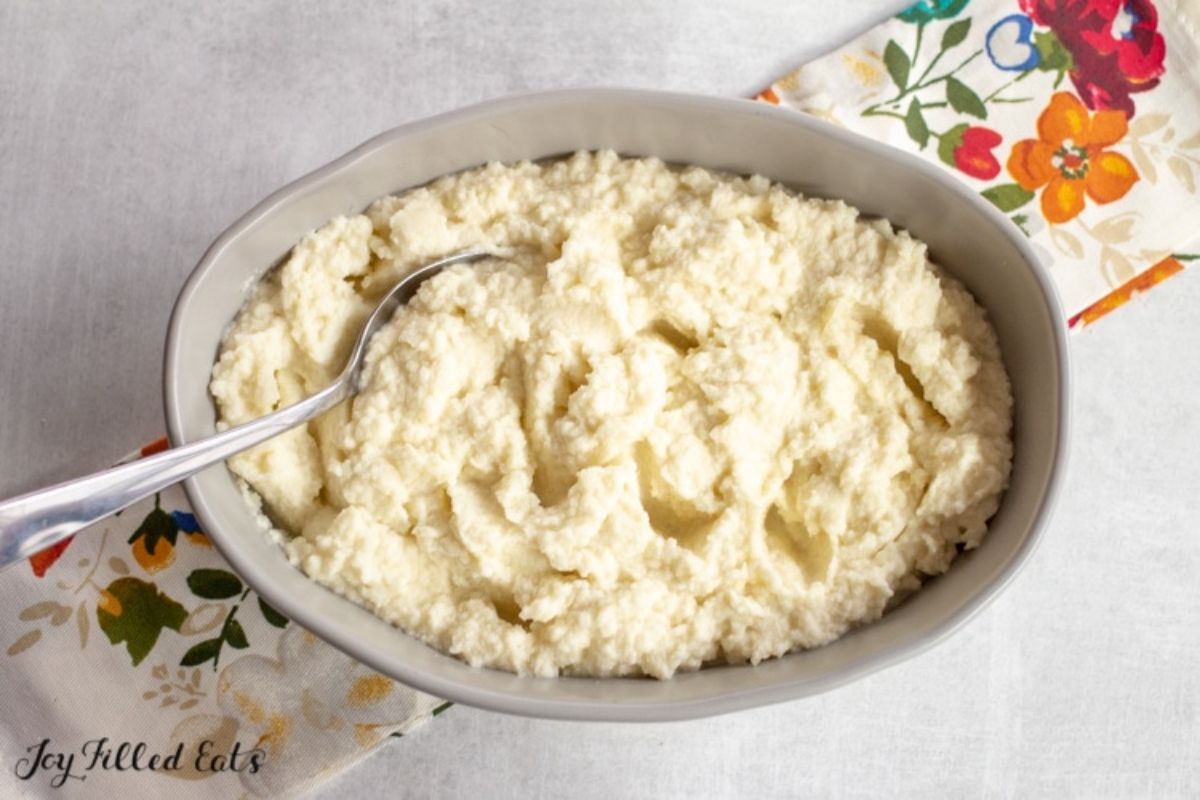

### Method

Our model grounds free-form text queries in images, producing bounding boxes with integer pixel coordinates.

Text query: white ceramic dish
[164,89,1070,721]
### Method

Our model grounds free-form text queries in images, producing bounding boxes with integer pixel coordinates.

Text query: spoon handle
[0,381,348,571]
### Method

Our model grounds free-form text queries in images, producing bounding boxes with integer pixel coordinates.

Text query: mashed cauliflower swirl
[210,151,1013,679]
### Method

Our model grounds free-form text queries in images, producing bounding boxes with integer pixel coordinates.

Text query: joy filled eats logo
[14,737,265,788]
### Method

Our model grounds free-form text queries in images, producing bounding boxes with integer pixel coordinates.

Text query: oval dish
[164,89,1070,722]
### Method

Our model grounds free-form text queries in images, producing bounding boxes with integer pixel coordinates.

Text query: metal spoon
[0,249,489,571]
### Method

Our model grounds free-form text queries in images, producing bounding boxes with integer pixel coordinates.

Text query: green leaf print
[982,183,1036,212]
[97,578,187,666]
[884,40,911,91]
[225,618,249,650]
[187,568,244,600]
[178,584,258,670]
[941,18,971,50]
[938,123,970,167]
[946,78,987,119]
[257,597,289,628]
[181,638,221,667]
[1033,31,1073,73]
[904,99,929,148]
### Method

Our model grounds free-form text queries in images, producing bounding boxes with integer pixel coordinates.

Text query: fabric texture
[757,0,1200,328]
[0,442,445,799]
[4,1,1199,797]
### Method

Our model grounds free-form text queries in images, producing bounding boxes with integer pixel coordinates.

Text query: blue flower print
[986,13,1042,71]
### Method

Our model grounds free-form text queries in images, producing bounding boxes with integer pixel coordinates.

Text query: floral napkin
[757,0,1200,328]
[0,441,446,799]
[5,1,1200,798]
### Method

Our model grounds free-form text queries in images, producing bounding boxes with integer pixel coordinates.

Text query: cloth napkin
[0,440,447,799]
[757,0,1200,328]
[4,1,1199,797]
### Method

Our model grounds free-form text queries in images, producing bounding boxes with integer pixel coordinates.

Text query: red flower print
[954,127,1003,179]
[29,536,73,577]
[1020,0,1166,117]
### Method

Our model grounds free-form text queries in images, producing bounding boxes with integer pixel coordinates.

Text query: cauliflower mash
[209,151,1013,678]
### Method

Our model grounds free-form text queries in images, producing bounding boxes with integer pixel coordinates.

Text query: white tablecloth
[1,1,1196,797]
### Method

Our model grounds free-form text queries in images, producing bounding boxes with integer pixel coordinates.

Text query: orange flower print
[1007,92,1139,223]
[97,589,123,616]
[132,535,175,573]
